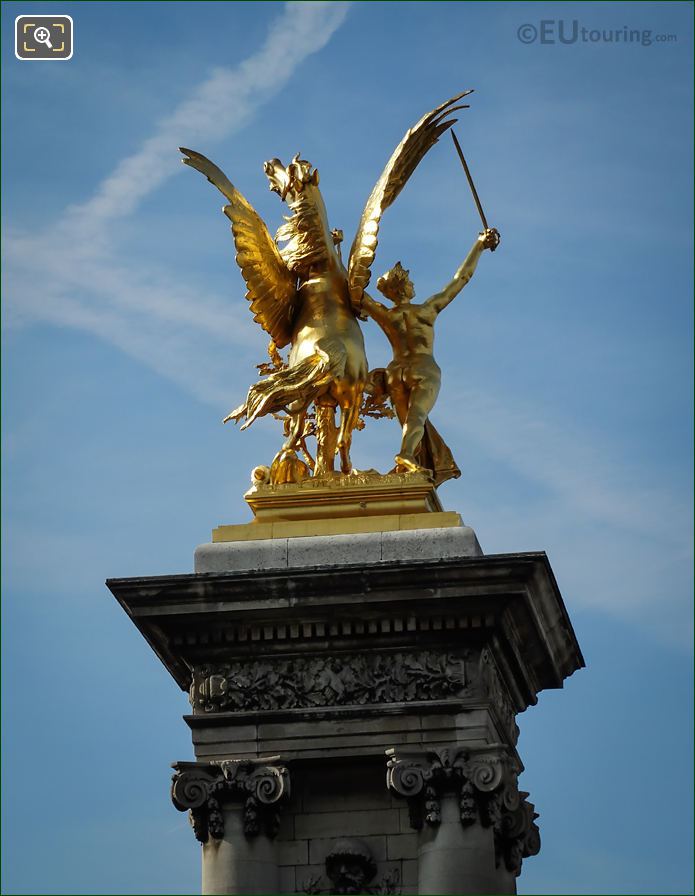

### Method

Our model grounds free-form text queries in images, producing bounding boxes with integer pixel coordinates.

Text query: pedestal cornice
[107,551,584,716]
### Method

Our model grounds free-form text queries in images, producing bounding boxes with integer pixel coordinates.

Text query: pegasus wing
[347,92,472,304]
[181,148,297,348]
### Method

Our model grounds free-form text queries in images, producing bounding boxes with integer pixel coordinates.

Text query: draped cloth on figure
[416,419,461,487]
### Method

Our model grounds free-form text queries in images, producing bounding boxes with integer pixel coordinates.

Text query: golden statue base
[212,471,461,543]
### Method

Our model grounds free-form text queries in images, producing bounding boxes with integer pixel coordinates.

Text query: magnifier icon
[33,26,53,49]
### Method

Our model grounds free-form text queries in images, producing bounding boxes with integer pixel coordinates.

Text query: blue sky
[2,1,693,894]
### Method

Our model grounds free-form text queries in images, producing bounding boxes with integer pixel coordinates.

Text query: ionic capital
[171,757,290,843]
[386,745,539,875]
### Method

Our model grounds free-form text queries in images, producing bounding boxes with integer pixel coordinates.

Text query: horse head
[264,154,319,202]
[264,155,337,276]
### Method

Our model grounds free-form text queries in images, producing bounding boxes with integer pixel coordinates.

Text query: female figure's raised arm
[426,227,500,315]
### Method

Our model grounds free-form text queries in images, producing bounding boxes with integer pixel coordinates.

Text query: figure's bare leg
[388,382,409,427]
[314,403,338,477]
[384,377,415,472]
[395,381,439,472]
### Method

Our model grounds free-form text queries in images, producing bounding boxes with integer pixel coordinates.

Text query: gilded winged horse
[181,92,470,479]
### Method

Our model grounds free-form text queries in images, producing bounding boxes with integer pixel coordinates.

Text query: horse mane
[275,187,334,274]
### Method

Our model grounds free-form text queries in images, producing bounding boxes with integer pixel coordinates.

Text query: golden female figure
[360,227,500,484]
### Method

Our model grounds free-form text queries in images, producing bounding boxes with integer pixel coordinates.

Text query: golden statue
[360,227,500,485]
[180,92,473,482]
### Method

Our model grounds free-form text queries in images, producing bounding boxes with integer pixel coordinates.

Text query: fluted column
[386,746,539,895]
[171,757,290,895]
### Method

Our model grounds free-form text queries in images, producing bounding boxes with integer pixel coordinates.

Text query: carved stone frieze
[386,746,540,876]
[171,757,289,843]
[190,651,467,713]
[479,648,520,745]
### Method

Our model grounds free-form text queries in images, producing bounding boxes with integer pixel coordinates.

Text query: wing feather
[180,148,297,348]
[347,92,473,303]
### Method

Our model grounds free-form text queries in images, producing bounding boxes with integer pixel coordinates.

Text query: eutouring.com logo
[517,20,677,47]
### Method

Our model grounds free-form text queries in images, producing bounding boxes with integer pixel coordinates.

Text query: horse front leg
[314,402,338,477]
[283,401,310,452]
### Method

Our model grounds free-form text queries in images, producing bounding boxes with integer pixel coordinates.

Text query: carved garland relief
[190,651,467,713]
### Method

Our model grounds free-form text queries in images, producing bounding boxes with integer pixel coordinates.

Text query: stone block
[387,833,419,861]
[380,526,482,562]
[194,539,287,573]
[309,835,387,865]
[398,807,413,833]
[197,524,482,573]
[256,730,413,758]
[300,764,391,810]
[401,859,418,886]
[295,808,400,839]
[193,741,259,759]
[303,788,391,814]
[278,839,309,866]
[279,866,295,892]
[192,724,259,744]
[277,812,295,841]
[287,532,382,568]
[257,714,421,742]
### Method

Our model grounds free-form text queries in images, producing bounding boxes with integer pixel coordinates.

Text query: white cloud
[61,1,351,227]
[4,1,351,403]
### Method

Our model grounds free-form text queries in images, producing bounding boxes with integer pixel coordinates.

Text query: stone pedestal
[107,495,583,895]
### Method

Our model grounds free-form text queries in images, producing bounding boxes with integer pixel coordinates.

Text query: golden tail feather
[225,351,333,429]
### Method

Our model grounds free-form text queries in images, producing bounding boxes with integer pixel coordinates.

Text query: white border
[15,14,74,61]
